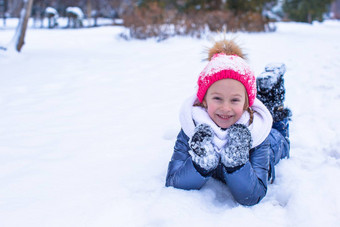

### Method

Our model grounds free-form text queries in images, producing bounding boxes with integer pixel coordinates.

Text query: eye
[213,97,222,101]
[231,98,240,103]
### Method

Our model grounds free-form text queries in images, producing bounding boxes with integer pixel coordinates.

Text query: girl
[165,39,291,206]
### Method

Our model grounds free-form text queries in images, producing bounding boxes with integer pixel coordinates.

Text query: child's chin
[215,122,232,129]
[214,116,235,129]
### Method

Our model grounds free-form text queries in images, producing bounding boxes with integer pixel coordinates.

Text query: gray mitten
[189,124,220,172]
[221,124,252,168]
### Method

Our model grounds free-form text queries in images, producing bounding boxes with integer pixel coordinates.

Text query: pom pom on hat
[207,39,246,61]
[197,39,256,107]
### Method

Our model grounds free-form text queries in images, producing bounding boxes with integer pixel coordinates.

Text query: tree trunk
[307,11,312,24]
[16,0,34,52]
[87,0,92,27]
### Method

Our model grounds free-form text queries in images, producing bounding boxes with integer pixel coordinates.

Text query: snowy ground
[1,19,340,227]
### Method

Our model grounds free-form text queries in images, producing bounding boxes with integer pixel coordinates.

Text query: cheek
[236,105,245,115]
[206,103,217,117]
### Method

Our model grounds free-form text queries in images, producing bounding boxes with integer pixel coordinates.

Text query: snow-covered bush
[66,6,84,28]
[45,7,59,28]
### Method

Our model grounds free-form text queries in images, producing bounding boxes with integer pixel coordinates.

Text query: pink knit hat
[197,40,256,107]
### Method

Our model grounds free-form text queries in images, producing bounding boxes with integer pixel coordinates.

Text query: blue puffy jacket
[165,125,289,206]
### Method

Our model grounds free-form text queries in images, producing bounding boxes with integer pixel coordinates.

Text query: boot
[256,63,292,123]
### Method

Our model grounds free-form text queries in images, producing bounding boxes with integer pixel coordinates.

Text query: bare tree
[15,0,34,51]
[1,0,35,52]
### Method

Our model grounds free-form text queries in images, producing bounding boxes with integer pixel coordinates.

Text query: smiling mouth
[217,114,232,120]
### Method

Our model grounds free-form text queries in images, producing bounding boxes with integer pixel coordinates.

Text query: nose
[221,101,231,112]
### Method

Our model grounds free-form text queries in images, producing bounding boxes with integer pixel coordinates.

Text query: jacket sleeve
[165,129,209,189]
[221,136,270,206]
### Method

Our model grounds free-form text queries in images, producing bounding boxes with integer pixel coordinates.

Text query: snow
[264,63,286,76]
[257,71,280,91]
[65,7,84,19]
[221,124,252,168]
[188,124,220,171]
[45,7,59,18]
[200,54,252,77]
[257,63,286,92]
[1,19,340,226]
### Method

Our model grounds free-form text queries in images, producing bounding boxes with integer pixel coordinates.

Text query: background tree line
[4,0,334,23]
[1,0,335,42]
[121,0,334,39]
[6,0,127,19]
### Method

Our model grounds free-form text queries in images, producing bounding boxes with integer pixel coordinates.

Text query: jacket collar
[179,95,273,149]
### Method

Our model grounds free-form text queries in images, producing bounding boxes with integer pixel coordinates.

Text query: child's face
[203,79,246,129]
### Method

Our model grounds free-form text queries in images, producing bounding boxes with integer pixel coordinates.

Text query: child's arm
[165,129,210,189]
[221,137,270,206]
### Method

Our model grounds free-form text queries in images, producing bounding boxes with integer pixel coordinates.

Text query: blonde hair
[244,93,254,125]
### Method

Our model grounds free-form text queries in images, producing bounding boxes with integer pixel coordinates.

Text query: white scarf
[179,95,273,151]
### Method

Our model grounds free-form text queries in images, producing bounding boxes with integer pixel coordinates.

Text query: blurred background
[1,0,340,40]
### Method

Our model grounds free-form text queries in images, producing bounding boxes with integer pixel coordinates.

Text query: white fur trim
[179,95,273,150]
